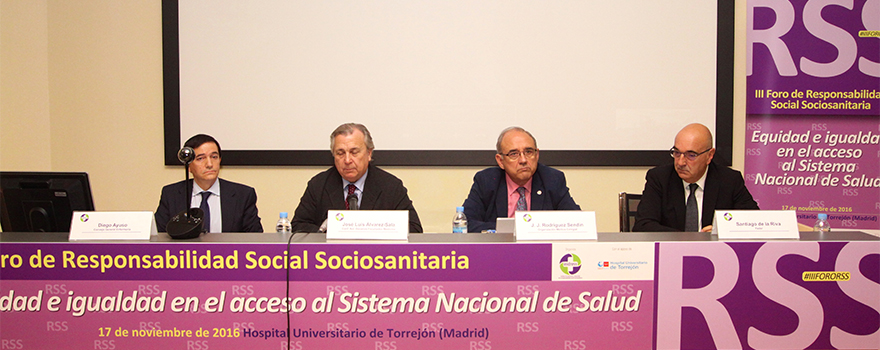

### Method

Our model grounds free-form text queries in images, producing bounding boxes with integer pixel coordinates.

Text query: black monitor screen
[0,172,95,232]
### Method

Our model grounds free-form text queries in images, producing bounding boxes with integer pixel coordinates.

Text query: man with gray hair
[462,126,580,232]
[291,123,422,233]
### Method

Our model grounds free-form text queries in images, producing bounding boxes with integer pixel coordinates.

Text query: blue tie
[200,191,211,233]
[516,187,527,211]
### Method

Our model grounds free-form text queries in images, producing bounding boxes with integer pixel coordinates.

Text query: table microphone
[167,146,205,239]
[347,194,359,211]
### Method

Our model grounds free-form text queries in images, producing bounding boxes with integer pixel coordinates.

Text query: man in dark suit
[155,134,263,233]
[463,127,580,232]
[291,123,422,233]
[633,123,758,232]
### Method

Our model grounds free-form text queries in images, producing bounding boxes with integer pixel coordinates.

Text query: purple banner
[0,243,550,282]
[745,0,880,229]
[746,0,879,116]
[2,240,877,349]
[743,115,879,229]
[656,241,879,350]
[1,241,654,350]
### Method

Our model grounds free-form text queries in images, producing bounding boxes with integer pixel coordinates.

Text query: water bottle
[276,212,292,234]
[814,213,830,233]
[452,206,468,233]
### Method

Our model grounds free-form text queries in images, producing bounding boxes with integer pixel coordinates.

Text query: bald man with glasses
[633,123,759,232]
[462,127,580,233]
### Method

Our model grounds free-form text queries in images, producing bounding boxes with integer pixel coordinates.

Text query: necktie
[345,184,358,210]
[685,183,699,232]
[516,187,527,211]
[200,191,211,233]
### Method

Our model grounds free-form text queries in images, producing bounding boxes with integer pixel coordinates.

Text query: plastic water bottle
[452,206,468,233]
[814,213,830,233]
[276,212,292,234]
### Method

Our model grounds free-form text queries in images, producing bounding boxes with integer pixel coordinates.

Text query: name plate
[515,211,597,241]
[326,210,408,240]
[712,210,799,240]
[69,211,156,241]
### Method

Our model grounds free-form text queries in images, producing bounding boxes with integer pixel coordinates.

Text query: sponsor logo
[559,253,582,275]
[597,261,610,269]
[723,212,733,221]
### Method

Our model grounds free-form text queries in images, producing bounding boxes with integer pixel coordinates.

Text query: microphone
[167,145,204,239]
[347,194,359,211]
[178,147,195,164]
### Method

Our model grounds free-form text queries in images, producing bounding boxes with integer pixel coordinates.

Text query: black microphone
[178,147,195,164]
[167,145,204,239]
[347,194,359,211]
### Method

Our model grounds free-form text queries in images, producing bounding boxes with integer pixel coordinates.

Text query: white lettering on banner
[656,242,880,349]
[830,242,880,348]
[747,243,822,349]
[656,244,740,349]
[747,0,879,78]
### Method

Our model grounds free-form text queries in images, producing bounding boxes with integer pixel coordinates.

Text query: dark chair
[618,192,642,232]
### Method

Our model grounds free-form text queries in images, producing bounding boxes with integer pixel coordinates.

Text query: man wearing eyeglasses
[633,123,758,232]
[462,126,580,232]
[291,123,423,233]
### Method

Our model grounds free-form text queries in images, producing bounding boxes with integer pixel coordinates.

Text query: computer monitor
[0,172,95,232]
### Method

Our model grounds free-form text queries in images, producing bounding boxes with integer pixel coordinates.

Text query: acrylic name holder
[712,210,799,240]
[69,211,156,241]
[326,210,409,240]
[514,211,597,241]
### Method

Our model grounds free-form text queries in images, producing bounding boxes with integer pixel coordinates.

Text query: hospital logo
[559,253,582,275]
[597,261,610,269]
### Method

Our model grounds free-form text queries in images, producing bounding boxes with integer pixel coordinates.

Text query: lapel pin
[537,190,542,195]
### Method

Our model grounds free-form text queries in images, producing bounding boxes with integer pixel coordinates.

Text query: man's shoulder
[707,162,744,180]
[646,163,676,177]
[474,166,504,178]
[535,163,566,178]
[218,178,256,192]
[367,165,405,186]
[305,167,340,184]
[161,179,187,193]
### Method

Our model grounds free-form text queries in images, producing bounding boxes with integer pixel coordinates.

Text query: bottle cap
[456,206,464,212]
[280,212,288,218]
[817,213,827,220]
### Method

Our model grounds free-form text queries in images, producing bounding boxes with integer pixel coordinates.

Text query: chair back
[618,192,642,232]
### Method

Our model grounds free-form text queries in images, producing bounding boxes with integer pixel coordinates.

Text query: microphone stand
[167,148,205,239]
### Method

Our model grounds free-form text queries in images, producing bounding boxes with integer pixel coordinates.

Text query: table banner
[1,240,877,349]
[0,242,653,350]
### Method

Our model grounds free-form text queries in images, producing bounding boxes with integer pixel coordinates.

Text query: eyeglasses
[670,147,711,161]
[501,148,538,160]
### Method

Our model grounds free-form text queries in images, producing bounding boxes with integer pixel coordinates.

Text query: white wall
[0,0,748,233]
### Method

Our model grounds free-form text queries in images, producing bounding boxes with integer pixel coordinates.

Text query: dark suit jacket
[291,165,423,233]
[155,179,263,233]
[463,163,580,233]
[633,162,759,232]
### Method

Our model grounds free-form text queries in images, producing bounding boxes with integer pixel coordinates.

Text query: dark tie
[516,187,527,211]
[685,183,699,232]
[345,184,358,210]
[200,191,211,233]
